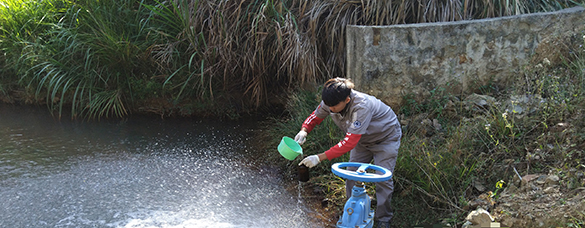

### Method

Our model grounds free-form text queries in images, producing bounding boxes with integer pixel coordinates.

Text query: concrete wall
[346,7,585,108]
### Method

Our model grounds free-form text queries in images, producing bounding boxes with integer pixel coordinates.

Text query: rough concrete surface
[346,7,585,108]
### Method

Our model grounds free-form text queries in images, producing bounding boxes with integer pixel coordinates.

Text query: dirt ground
[492,173,585,227]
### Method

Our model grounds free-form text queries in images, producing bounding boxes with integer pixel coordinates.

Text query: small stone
[545,175,560,187]
[550,123,569,132]
[527,183,539,192]
[535,175,547,185]
[543,186,557,194]
[465,208,494,226]
[473,181,487,192]
[432,119,442,131]
[464,94,496,110]
[521,174,539,187]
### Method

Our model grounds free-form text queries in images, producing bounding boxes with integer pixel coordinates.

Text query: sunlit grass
[1,0,583,119]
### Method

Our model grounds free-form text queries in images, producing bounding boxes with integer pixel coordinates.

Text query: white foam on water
[122,218,234,228]
[109,210,236,228]
[0,106,324,228]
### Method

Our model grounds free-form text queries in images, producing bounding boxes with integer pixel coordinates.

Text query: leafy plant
[3,0,584,119]
[12,0,158,119]
[400,86,452,119]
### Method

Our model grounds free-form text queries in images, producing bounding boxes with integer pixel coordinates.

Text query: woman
[296,77,401,228]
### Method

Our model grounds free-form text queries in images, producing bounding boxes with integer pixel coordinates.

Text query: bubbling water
[0,104,323,228]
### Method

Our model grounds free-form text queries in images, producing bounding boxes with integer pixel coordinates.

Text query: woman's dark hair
[322,78,355,106]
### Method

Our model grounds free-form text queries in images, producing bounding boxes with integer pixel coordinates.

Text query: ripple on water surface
[0,104,322,227]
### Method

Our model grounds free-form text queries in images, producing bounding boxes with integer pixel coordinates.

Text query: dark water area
[0,103,323,227]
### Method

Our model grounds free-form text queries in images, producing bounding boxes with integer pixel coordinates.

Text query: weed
[567,212,585,228]
[400,86,452,119]
[491,180,506,200]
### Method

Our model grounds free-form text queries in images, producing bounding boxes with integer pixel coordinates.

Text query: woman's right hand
[294,130,308,145]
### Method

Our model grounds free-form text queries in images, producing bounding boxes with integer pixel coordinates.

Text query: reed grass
[1,0,583,119]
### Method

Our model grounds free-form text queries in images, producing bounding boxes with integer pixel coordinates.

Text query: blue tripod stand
[331,162,393,228]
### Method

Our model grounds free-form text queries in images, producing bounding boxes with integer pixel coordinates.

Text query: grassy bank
[1,0,582,119]
[263,35,585,227]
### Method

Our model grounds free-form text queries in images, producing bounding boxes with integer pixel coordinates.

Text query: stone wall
[346,7,585,108]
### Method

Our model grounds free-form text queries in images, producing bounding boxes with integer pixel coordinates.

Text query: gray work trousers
[345,126,401,223]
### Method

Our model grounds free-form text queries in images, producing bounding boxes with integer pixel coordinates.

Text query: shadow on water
[0,104,324,227]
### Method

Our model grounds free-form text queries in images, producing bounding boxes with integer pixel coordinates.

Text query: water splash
[298,181,304,204]
[0,104,323,228]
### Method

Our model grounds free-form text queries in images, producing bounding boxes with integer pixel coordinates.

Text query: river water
[0,104,323,228]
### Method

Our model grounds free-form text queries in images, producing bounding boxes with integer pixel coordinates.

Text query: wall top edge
[347,6,584,29]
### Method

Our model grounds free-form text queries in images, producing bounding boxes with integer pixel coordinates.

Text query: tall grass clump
[2,0,583,118]
[0,0,64,96]
[143,0,325,110]
[2,0,159,119]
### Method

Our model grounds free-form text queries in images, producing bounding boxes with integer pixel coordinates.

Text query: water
[0,104,323,227]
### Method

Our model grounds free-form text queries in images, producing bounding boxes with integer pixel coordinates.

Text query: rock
[432,119,442,131]
[406,113,441,137]
[465,208,494,226]
[535,175,547,185]
[550,123,570,132]
[493,171,585,227]
[473,180,487,192]
[521,174,539,187]
[545,175,560,187]
[419,118,436,137]
[461,221,473,228]
[444,100,458,117]
[466,199,485,210]
[506,95,530,115]
[399,114,409,126]
[321,198,330,207]
[512,173,522,187]
[464,94,496,112]
[544,186,557,194]
[465,192,496,211]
